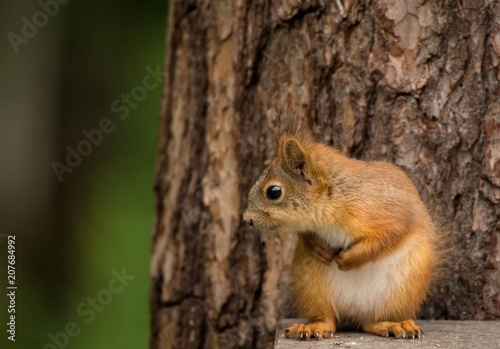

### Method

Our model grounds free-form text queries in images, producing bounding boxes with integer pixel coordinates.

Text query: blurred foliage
[0,0,167,348]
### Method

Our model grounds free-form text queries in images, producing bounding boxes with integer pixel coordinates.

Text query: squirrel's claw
[362,320,424,339]
[284,322,336,341]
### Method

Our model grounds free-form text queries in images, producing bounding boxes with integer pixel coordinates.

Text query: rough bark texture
[150,0,500,348]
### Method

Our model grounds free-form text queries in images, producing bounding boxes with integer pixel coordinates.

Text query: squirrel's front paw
[334,241,372,270]
[334,249,361,271]
[303,233,341,265]
[284,322,335,340]
[334,250,350,270]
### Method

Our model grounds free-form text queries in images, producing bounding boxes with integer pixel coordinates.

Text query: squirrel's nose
[243,211,253,226]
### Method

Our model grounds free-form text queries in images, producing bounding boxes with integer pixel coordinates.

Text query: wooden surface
[275,319,500,348]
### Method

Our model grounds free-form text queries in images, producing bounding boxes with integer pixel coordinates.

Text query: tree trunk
[150,0,500,348]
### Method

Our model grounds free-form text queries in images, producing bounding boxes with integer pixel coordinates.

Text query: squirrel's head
[243,111,329,233]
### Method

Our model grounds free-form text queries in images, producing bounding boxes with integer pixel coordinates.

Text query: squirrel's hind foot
[284,321,335,340]
[362,320,423,339]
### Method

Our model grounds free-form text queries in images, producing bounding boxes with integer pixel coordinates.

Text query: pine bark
[150,1,500,348]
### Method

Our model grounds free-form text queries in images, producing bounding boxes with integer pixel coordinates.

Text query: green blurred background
[0,1,167,347]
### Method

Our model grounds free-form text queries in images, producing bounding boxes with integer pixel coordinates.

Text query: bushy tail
[419,221,454,319]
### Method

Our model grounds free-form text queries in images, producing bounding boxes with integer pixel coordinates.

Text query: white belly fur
[327,241,413,323]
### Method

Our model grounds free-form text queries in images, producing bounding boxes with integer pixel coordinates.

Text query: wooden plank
[275,319,500,349]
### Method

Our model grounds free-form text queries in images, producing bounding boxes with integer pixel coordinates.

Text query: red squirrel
[243,111,435,340]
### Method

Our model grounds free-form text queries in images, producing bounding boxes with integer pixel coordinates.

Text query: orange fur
[287,236,336,339]
[243,112,436,340]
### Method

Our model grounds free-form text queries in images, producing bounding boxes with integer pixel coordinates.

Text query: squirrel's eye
[266,185,282,200]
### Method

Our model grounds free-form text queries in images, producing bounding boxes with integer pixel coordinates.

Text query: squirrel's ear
[282,139,307,176]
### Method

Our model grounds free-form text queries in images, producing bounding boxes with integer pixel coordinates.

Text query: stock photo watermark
[6,0,234,54]
[7,0,72,54]
[51,64,164,182]
[179,152,256,226]
[38,268,135,349]
[4,235,16,342]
